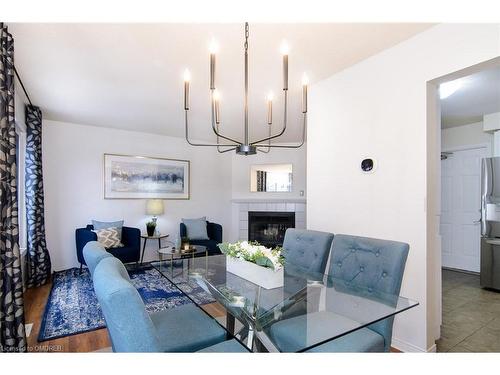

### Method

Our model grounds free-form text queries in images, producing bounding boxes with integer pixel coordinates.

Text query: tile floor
[437,269,500,352]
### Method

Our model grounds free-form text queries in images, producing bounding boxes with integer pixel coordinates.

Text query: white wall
[441,121,493,152]
[231,145,307,200]
[42,120,232,271]
[308,24,500,352]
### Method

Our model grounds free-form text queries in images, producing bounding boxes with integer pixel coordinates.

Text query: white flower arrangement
[218,241,285,271]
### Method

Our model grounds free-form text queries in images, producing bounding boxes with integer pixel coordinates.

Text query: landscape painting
[104,154,190,199]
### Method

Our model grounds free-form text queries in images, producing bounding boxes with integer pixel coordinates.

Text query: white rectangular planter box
[226,257,284,289]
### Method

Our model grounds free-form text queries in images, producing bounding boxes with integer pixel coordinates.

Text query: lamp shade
[146,199,164,216]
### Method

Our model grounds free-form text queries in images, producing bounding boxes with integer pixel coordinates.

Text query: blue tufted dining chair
[282,229,334,275]
[82,241,114,277]
[268,234,409,352]
[92,256,248,352]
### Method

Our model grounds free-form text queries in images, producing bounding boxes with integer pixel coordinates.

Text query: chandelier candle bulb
[302,74,308,113]
[183,69,191,110]
[209,40,217,90]
[281,42,289,91]
[267,92,273,125]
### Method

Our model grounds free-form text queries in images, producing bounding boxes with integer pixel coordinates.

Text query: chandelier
[183,22,308,155]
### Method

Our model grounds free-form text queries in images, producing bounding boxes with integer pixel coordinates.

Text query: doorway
[434,61,500,352]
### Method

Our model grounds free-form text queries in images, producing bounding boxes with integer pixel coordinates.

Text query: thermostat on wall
[361,157,377,173]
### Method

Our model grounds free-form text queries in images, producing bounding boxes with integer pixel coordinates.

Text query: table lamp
[145,199,164,236]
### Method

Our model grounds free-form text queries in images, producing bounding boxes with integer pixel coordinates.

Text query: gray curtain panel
[0,23,27,352]
[25,104,51,287]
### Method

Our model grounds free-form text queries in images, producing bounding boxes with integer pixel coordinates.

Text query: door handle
[473,219,482,224]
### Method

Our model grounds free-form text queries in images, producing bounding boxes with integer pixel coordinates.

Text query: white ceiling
[441,66,500,129]
[10,23,432,142]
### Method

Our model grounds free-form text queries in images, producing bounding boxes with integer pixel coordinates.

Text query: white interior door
[441,147,486,273]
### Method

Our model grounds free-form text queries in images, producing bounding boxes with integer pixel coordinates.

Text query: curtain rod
[13,65,33,107]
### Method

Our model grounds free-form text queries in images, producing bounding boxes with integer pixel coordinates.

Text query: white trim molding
[392,337,436,353]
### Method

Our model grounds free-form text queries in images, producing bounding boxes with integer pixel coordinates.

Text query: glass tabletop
[151,254,418,352]
[158,245,207,256]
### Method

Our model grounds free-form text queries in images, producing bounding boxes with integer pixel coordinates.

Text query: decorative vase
[146,225,155,236]
[226,257,284,289]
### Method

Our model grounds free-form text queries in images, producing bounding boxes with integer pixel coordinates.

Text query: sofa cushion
[92,219,124,231]
[93,227,124,248]
[181,217,209,240]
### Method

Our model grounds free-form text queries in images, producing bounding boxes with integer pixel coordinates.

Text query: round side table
[140,233,169,263]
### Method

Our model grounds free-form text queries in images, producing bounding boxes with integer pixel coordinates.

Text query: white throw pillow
[93,227,124,248]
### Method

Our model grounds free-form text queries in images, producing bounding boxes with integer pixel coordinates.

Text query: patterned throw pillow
[93,227,124,248]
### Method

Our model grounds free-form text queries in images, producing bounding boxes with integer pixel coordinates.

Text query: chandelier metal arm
[250,90,288,145]
[256,125,272,153]
[184,111,239,148]
[253,114,307,149]
[216,124,238,153]
[210,91,242,145]
[217,146,238,153]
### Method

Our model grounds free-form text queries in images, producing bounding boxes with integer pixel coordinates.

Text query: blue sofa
[76,225,141,272]
[179,221,222,256]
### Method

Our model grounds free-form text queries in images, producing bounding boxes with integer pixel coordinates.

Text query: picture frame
[103,153,190,199]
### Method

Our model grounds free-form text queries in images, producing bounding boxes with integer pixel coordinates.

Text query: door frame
[441,142,491,157]
[427,56,500,348]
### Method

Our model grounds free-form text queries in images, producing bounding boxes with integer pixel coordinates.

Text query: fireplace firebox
[248,211,295,248]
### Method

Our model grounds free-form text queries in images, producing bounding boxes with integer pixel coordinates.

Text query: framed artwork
[104,154,190,199]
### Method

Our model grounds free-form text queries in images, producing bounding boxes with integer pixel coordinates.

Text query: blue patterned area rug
[38,264,214,342]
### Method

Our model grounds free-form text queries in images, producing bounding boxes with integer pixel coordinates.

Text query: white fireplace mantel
[231,198,307,204]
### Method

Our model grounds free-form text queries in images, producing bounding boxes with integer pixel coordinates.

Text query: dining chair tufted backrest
[82,241,113,277]
[93,257,161,352]
[282,229,335,275]
[328,234,409,351]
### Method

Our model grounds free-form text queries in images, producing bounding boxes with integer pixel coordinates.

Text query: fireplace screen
[248,211,295,248]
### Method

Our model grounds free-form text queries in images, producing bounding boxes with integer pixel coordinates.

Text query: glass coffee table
[157,245,208,278]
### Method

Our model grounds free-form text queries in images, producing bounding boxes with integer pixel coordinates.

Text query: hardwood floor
[23,278,226,352]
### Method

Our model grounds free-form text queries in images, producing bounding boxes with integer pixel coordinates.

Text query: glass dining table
[151,254,418,352]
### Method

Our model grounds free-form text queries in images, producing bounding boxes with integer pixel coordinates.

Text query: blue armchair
[268,234,409,352]
[179,221,222,256]
[76,225,141,272]
[92,256,248,352]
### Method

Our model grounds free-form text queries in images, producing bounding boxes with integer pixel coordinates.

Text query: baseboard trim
[392,338,435,353]
[442,266,479,276]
